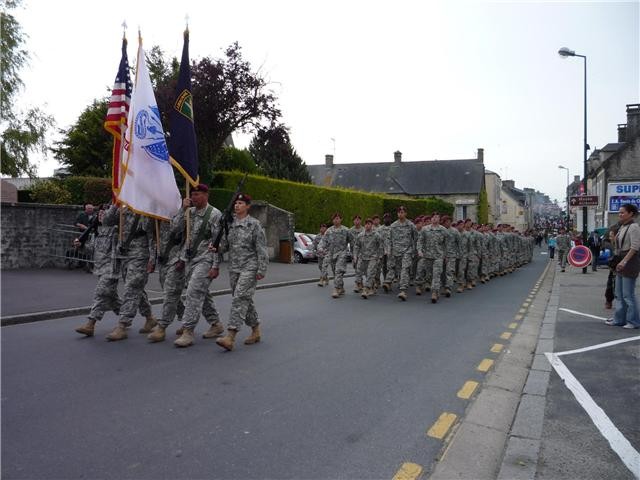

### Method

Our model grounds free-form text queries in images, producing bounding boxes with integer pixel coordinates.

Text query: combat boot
[445,288,452,298]
[471,281,477,287]
[106,323,128,341]
[398,290,407,301]
[175,325,185,336]
[331,288,340,299]
[202,322,225,339]
[361,288,369,299]
[353,282,363,293]
[75,318,97,336]
[216,329,237,351]
[431,292,439,304]
[174,328,194,348]
[139,315,157,334]
[382,282,391,292]
[317,278,324,287]
[147,325,166,343]
[424,285,431,292]
[415,286,423,295]
[338,288,345,296]
[244,325,261,345]
[466,283,473,290]
[457,285,464,293]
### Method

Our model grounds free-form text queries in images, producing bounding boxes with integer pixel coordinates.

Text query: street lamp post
[558,165,570,225]
[559,47,588,274]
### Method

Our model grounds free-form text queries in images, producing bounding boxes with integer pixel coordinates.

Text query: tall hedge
[212,171,454,232]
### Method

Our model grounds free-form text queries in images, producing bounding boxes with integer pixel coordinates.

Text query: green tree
[153,42,281,184]
[213,147,258,173]
[249,123,311,183]
[51,99,113,177]
[478,187,489,224]
[1,0,54,177]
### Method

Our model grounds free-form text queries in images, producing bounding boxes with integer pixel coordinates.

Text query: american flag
[104,36,132,195]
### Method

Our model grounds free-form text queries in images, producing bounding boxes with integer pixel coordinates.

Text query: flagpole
[186,180,191,251]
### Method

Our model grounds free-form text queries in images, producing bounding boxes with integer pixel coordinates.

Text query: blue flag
[169,29,199,187]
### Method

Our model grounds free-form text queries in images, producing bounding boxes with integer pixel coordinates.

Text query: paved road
[1,254,546,479]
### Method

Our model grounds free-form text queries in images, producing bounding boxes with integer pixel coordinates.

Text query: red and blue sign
[568,245,592,268]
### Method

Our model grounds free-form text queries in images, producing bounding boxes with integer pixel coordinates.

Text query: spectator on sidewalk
[548,234,556,260]
[605,203,640,329]
[587,230,601,272]
[604,224,620,309]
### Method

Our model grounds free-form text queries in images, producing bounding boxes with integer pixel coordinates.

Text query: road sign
[569,195,598,207]
[568,245,592,268]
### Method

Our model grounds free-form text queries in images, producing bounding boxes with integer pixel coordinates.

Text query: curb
[1,273,355,327]
[428,260,556,479]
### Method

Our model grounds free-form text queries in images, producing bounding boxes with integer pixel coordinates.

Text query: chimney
[394,151,402,163]
[503,180,515,189]
[477,148,484,163]
[618,124,627,142]
[626,104,640,139]
[325,154,334,168]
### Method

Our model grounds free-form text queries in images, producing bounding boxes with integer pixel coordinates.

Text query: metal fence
[45,223,95,270]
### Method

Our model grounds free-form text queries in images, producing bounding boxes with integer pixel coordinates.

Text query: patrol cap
[235,192,252,204]
[192,183,209,193]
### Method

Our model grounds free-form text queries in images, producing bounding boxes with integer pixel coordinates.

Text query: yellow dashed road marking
[518,308,527,314]
[508,322,518,329]
[491,343,504,353]
[477,358,494,372]
[392,462,423,480]
[523,302,530,307]
[427,412,457,439]
[457,381,479,399]
[501,332,512,340]
[514,314,524,321]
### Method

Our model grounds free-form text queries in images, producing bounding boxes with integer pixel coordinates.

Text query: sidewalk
[1,261,355,324]
[429,261,640,479]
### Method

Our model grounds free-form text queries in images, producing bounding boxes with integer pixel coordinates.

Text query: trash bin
[279,238,292,263]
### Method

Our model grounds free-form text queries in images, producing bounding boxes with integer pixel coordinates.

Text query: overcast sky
[14,0,640,207]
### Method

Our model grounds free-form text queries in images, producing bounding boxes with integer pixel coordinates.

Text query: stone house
[307,149,487,221]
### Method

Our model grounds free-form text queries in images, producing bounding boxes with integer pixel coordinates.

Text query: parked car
[293,232,316,263]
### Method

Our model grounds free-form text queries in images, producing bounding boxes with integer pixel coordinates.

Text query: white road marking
[545,337,640,478]
[558,308,607,321]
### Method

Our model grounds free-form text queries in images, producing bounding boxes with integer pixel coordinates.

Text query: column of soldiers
[313,206,535,302]
[74,185,268,353]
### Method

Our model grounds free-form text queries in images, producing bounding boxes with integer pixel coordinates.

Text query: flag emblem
[175,90,194,121]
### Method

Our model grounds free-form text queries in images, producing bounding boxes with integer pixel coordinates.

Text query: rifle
[210,173,248,251]
[76,214,100,246]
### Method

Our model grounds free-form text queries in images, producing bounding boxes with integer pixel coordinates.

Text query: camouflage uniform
[87,222,121,322]
[349,226,364,286]
[312,233,328,282]
[385,220,417,292]
[319,225,350,290]
[417,224,447,293]
[466,229,481,285]
[375,224,391,286]
[457,229,470,289]
[479,231,490,281]
[556,233,571,269]
[154,220,186,327]
[220,214,268,331]
[103,205,154,327]
[353,229,382,290]
[173,203,224,331]
[444,226,460,291]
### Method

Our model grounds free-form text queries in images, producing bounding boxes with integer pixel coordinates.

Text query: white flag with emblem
[117,35,181,220]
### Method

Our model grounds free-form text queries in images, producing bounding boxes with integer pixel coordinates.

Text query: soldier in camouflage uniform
[150,184,225,348]
[415,215,430,295]
[465,220,480,289]
[418,213,447,303]
[374,213,392,290]
[103,204,157,341]
[75,206,122,336]
[319,212,351,298]
[312,224,328,286]
[479,224,491,283]
[349,215,365,292]
[216,193,269,351]
[456,221,469,293]
[384,206,418,301]
[556,228,572,272]
[353,218,383,299]
[442,216,459,298]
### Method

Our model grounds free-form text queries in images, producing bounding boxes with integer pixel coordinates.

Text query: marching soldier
[215,193,269,351]
[312,223,328,286]
[456,220,469,293]
[375,213,392,290]
[465,220,480,289]
[556,227,572,272]
[350,215,364,292]
[383,206,417,301]
[319,212,351,298]
[442,215,459,297]
[353,218,383,299]
[418,213,447,303]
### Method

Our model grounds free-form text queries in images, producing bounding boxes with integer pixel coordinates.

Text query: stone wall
[1,201,295,269]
